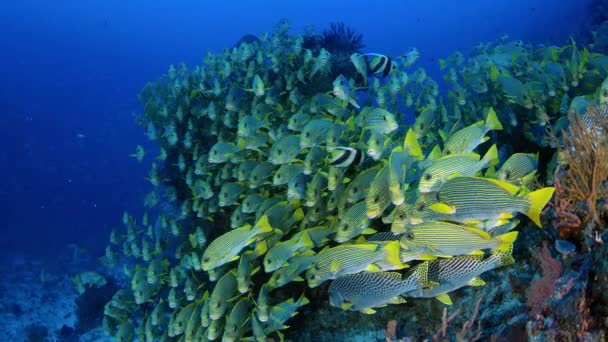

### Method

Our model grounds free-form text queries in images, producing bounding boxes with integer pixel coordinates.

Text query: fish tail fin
[482,144,499,167]
[254,240,268,257]
[485,107,503,131]
[293,208,305,222]
[489,243,515,267]
[409,261,434,290]
[255,215,274,234]
[297,292,310,306]
[299,231,314,248]
[382,241,409,269]
[496,231,519,251]
[404,128,423,160]
[524,187,555,227]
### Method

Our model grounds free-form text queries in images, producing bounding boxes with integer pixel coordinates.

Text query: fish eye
[339,80,344,85]
[203,257,210,262]
[278,149,282,154]
[407,232,414,240]
[505,171,511,179]
[416,204,425,211]
[373,195,379,203]
[342,224,349,231]
[445,149,451,155]
[352,186,358,193]
[383,116,387,121]
[305,132,310,137]
[398,213,405,219]
[424,173,432,181]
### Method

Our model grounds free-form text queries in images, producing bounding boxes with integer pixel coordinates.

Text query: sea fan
[319,22,364,54]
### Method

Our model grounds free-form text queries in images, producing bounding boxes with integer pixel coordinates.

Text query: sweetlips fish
[328,262,433,314]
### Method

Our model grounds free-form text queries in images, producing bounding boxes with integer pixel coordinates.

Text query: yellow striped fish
[333,201,373,242]
[366,165,392,219]
[494,152,538,186]
[305,241,406,288]
[418,144,498,193]
[409,176,555,227]
[201,217,273,271]
[443,107,503,155]
[398,220,518,262]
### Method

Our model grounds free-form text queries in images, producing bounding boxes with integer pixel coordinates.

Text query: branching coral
[552,104,608,247]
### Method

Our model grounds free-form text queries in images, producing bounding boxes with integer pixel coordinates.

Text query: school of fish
[99,19,608,341]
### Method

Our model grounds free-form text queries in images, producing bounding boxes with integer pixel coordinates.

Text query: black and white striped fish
[367,54,395,77]
[329,146,366,168]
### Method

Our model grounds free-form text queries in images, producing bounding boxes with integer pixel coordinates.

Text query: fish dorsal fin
[461,225,491,239]
[474,177,520,195]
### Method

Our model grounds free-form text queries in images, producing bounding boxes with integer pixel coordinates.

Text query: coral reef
[93,19,608,341]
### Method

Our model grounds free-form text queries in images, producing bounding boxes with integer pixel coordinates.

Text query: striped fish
[398,220,518,262]
[443,107,503,155]
[406,246,515,305]
[328,262,431,314]
[329,146,365,168]
[418,144,498,193]
[494,152,538,185]
[368,54,394,77]
[409,176,555,227]
[366,165,392,219]
[333,201,373,243]
[305,241,405,288]
[201,218,273,271]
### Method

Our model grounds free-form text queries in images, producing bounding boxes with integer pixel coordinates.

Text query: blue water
[0,0,589,258]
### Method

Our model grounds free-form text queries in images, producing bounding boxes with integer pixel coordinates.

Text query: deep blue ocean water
[0,0,589,259]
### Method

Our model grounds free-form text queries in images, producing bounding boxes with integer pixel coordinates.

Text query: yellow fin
[426,145,443,161]
[467,250,485,255]
[389,296,407,304]
[482,144,499,166]
[468,276,486,286]
[480,177,520,195]
[496,231,519,251]
[365,264,381,271]
[496,212,514,221]
[525,187,555,227]
[254,240,268,256]
[461,225,491,239]
[255,215,274,234]
[429,202,456,214]
[362,228,377,235]
[435,293,453,305]
[382,241,406,269]
[341,302,353,310]
[404,128,423,160]
[484,107,503,131]
[360,308,376,314]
